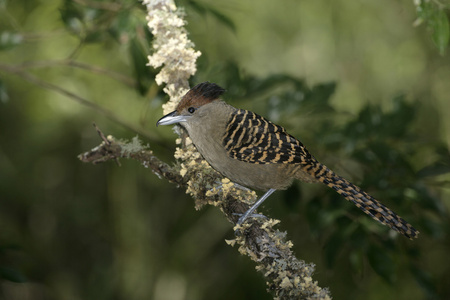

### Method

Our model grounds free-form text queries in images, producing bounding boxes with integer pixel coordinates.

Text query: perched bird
[157,82,419,239]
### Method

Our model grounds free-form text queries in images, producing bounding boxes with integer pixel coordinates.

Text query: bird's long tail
[302,161,419,239]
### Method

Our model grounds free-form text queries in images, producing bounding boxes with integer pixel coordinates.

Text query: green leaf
[413,184,447,216]
[129,36,153,95]
[217,62,307,100]
[432,9,449,55]
[417,162,450,177]
[59,0,84,35]
[420,217,445,238]
[246,74,303,96]
[410,265,438,299]
[187,1,236,32]
[304,82,336,107]
[84,31,105,43]
[414,2,449,54]
[415,2,434,21]
[343,96,415,140]
[207,7,236,32]
[187,0,207,15]
[349,250,364,275]
[367,245,395,283]
[305,196,325,236]
[59,0,115,43]
[324,232,345,267]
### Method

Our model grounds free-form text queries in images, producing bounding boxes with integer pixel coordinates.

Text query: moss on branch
[78,124,331,300]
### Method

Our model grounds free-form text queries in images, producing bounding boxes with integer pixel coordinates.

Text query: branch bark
[77,1,331,298]
[78,125,332,300]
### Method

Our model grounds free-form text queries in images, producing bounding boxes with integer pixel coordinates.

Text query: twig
[93,122,110,145]
[72,0,124,11]
[16,60,136,88]
[78,130,182,184]
[0,63,162,143]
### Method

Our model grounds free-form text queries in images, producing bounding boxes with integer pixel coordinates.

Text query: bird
[157,82,419,239]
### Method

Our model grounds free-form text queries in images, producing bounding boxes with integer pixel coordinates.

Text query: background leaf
[432,9,449,55]
[367,245,395,283]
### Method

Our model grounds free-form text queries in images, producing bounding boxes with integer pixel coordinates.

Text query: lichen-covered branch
[79,1,332,299]
[79,125,331,299]
[142,0,201,114]
[78,124,184,184]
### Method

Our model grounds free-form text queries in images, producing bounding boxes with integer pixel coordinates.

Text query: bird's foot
[233,188,277,235]
[233,212,268,236]
[233,212,267,225]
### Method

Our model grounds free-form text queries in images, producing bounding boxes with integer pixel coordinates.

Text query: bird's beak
[156,111,191,126]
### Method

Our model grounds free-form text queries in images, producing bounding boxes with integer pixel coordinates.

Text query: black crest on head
[191,82,226,100]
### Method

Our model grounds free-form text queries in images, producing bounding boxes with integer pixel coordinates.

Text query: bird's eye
[188,107,196,114]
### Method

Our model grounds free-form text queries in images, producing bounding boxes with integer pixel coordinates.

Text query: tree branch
[17,60,136,88]
[76,0,331,298]
[78,125,332,300]
[0,63,161,143]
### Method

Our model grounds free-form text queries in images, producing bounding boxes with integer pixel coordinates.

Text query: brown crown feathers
[176,82,226,114]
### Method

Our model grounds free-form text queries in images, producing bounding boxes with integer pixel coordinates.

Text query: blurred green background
[1,0,449,299]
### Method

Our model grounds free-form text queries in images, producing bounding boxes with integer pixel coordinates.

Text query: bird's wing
[222,109,315,165]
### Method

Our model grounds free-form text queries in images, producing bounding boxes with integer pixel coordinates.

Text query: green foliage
[128,33,155,95]
[410,265,439,299]
[418,145,450,178]
[203,63,448,296]
[59,0,155,95]
[185,0,236,32]
[60,0,107,43]
[415,0,450,54]
[367,244,395,283]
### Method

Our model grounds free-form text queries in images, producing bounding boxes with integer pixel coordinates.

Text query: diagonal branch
[17,60,136,87]
[78,124,182,184]
[79,0,331,298]
[78,125,332,300]
[0,63,161,143]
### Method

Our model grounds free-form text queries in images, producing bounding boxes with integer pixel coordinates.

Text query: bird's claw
[233,213,267,235]
[233,212,267,225]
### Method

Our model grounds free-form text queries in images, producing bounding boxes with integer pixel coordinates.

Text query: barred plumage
[223,109,313,164]
[222,108,419,239]
[157,82,419,239]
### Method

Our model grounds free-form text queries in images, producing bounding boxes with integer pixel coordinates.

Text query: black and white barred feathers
[223,108,419,239]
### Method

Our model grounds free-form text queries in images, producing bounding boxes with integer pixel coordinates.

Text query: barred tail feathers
[301,161,419,239]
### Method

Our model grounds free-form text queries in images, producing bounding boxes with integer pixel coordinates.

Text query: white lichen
[121,136,148,156]
[142,0,201,114]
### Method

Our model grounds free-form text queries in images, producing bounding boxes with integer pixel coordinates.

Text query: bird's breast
[186,122,294,191]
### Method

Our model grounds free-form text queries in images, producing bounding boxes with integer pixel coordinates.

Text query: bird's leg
[237,188,276,225]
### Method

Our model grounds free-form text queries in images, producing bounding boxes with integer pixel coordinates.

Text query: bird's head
[156,82,226,126]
